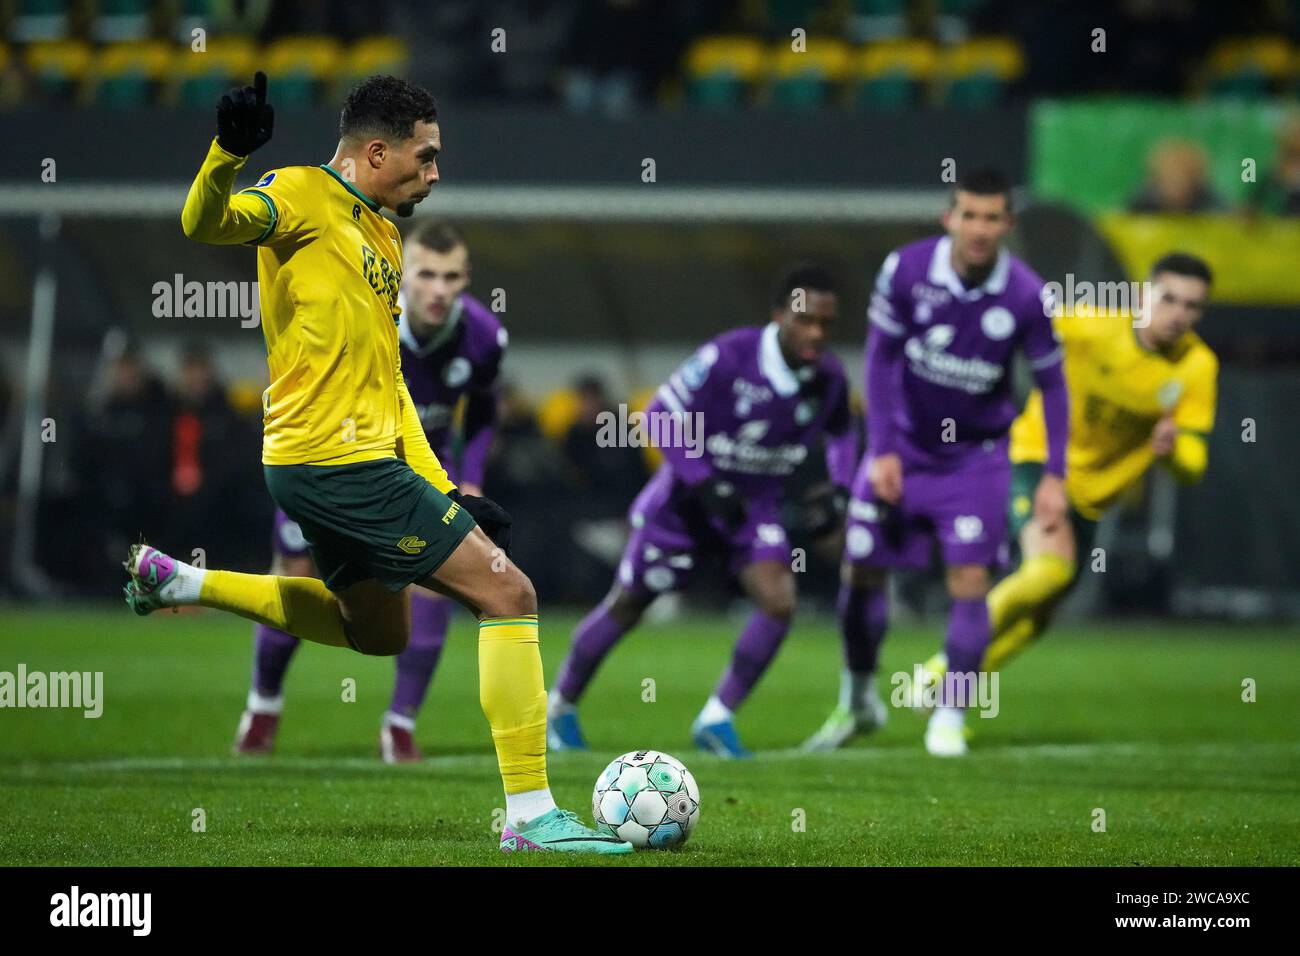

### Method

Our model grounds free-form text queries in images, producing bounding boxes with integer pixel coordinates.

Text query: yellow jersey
[1009,308,1217,520]
[181,139,453,492]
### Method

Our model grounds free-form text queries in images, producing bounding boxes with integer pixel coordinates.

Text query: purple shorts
[617,473,790,594]
[844,443,1011,569]
[272,507,311,559]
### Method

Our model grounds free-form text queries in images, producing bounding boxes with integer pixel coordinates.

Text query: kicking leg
[419,527,630,854]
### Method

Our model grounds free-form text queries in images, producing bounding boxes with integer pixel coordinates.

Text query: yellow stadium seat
[172,36,257,107]
[768,37,850,108]
[937,37,1024,108]
[23,40,93,99]
[264,35,343,107]
[339,36,409,85]
[89,41,175,107]
[1206,36,1292,97]
[684,35,766,108]
[849,39,938,109]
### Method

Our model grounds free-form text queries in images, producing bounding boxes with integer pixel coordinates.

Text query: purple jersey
[866,235,1065,471]
[398,291,506,487]
[646,322,855,504]
[619,323,854,593]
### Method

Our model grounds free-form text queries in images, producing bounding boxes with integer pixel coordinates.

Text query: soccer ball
[592,750,700,849]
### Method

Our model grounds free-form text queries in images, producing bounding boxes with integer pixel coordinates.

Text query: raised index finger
[253,71,268,105]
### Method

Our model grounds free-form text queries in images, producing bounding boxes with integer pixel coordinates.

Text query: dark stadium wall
[0,106,1028,185]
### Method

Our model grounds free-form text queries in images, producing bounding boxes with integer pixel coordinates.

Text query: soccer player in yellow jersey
[925,252,1218,679]
[121,72,631,854]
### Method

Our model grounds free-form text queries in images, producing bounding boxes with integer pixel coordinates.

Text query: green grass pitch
[1,606,1296,866]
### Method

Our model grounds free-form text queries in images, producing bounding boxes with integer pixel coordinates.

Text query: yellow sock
[984,616,1038,671]
[199,571,349,648]
[984,553,1075,670]
[478,615,548,795]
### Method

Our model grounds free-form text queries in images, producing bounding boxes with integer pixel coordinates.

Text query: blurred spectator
[167,347,264,569]
[1260,117,1300,217]
[560,373,646,518]
[70,347,174,591]
[1128,139,1225,213]
[562,0,687,115]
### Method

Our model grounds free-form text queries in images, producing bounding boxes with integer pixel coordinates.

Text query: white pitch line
[11,740,1298,777]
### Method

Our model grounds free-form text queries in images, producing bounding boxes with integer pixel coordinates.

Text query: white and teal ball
[592,749,700,849]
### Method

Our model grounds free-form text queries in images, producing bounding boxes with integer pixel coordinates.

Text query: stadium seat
[23,39,92,102]
[849,39,937,110]
[1205,37,1291,99]
[936,37,1024,108]
[172,36,256,108]
[762,0,830,34]
[846,0,907,42]
[89,41,174,108]
[767,37,850,109]
[684,35,766,109]
[10,0,73,43]
[335,36,409,98]
[263,35,343,108]
[93,0,153,43]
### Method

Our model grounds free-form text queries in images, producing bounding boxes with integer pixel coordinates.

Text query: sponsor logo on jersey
[904,324,1006,394]
[256,172,276,188]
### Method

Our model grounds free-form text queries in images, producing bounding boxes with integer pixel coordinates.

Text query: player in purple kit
[803,169,1069,756]
[547,266,858,758]
[235,221,507,762]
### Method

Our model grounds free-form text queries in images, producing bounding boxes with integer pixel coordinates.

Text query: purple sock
[715,611,790,711]
[555,603,629,702]
[943,597,991,708]
[838,583,889,673]
[388,593,452,719]
[252,624,299,697]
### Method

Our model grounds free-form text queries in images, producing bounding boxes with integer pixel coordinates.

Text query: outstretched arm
[181,72,277,245]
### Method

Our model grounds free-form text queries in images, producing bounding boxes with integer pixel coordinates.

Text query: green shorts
[264,458,476,593]
[1008,461,1098,559]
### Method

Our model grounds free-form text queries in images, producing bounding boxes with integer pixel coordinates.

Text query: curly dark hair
[339,75,438,142]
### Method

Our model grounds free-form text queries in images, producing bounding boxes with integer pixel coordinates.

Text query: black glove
[217,71,274,157]
[802,484,850,538]
[691,477,747,535]
[449,489,513,555]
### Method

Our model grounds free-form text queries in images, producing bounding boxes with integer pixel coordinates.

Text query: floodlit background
[0,0,1298,620]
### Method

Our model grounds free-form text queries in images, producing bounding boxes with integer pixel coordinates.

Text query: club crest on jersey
[980,306,1015,341]
[444,357,472,388]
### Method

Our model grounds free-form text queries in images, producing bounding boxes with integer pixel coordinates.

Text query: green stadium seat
[1205,37,1291,99]
[11,0,73,42]
[23,39,92,101]
[94,0,153,42]
[334,36,409,99]
[89,41,173,108]
[264,35,342,108]
[171,36,256,107]
[683,35,765,109]
[848,39,936,110]
[936,37,1023,108]
[767,37,849,109]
